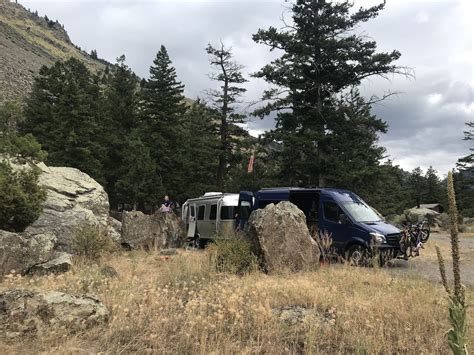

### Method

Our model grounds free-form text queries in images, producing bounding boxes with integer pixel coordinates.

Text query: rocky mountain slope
[0,0,108,103]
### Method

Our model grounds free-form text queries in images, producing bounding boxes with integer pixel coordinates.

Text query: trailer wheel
[193,235,207,249]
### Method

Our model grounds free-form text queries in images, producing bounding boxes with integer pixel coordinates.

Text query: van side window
[209,204,217,220]
[324,202,341,223]
[197,205,205,220]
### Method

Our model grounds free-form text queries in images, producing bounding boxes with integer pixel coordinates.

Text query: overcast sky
[20,0,474,176]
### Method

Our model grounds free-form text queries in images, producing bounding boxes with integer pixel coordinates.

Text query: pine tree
[0,101,46,232]
[315,89,388,190]
[408,167,426,207]
[100,55,141,206]
[140,45,187,200]
[180,99,220,198]
[425,166,443,203]
[20,58,105,183]
[456,121,474,216]
[457,122,473,171]
[252,0,408,186]
[114,131,162,208]
[206,42,248,188]
[0,100,22,136]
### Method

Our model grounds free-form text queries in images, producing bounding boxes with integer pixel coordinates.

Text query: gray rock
[27,252,72,276]
[246,201,320,273]
[25,163,111,252]
[160,248,177,256]
[0,289,109,340]
[0,230,56,277]
[121,211,184,250]
[100,265,119,278]
[404,207,440,225]
[272,305,336,327]
[107,216,122,242]
[0,159,121,276]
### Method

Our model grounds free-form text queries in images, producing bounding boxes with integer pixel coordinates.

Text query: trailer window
[220,206,235,220]
[209,204,217,220]
[197,205,205,220]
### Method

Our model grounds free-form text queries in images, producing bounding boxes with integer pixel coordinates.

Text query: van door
[320,200,347,251]
[187,204,197,238]
[237,191,254,229]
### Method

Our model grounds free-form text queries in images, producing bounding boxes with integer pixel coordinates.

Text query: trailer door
[187,204,197,238]
[236,191,254,229]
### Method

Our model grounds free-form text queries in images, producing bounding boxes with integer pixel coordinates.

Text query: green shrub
[0,161,46,232]
[72,226,116,260]
[207,234,258,276]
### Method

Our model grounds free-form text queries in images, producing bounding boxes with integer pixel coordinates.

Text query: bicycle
[399,219,430,259]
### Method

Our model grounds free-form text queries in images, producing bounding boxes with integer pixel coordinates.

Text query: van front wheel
[346,245,370,267]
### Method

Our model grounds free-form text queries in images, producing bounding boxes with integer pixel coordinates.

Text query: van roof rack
[202,192,223,196]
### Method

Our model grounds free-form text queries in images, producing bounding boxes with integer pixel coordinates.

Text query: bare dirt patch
[387,232,474,287]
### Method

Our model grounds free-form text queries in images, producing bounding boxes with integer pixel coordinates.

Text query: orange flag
[247,150,255,173]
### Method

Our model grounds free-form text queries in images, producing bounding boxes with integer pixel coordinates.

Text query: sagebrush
[72,226,116,260]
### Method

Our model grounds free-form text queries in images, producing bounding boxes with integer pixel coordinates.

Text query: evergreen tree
[100,55,142,206]
[206,42,248,188]
[114,131,162,208]
[408,167,426,207]
[20,58,105,183]
[140,45,187,199]
[90,49,98,59]
[0,101,46,232]
[425,166,443,203]
[361,161,411,216]
[457,122,473,171]
[0,100,22,136]
[181,99,220,198]
[456,121,474,216]
[315,89,388,190]
[252,0,407,186]
[0,161,46,232]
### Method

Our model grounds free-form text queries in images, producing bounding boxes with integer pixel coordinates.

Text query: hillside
[0,0,108,103]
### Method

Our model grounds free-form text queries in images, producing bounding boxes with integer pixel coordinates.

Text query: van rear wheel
[346,245,370,267]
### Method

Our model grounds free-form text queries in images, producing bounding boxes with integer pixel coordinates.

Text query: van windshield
[342,202,382,223]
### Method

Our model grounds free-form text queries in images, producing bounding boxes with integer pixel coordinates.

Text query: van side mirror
[339,213,349,225]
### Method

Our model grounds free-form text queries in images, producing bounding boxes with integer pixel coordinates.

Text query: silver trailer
[181,192,239,247]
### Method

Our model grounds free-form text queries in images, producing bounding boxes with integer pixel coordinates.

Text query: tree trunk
[216,72,229,188]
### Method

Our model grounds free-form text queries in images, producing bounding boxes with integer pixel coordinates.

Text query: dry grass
[0,250,472,354]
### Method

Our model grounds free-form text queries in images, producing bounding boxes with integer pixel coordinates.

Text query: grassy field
[0,247,472,354]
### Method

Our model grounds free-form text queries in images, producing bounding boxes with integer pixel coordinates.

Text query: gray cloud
[20,0,473,174]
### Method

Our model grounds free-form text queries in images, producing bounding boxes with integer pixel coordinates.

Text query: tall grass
[0,247,472,354]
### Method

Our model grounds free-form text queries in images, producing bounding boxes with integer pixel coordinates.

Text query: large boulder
[404,207,439,225]
[0,230,56,277]
[24,163,110,252]
[0,159,117,276]
[121,211,184,250]
[27,252,72,276]
[246,201,320,273]
[0,289,109,340]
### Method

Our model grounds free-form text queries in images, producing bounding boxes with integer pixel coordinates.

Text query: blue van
[237,187,401,264]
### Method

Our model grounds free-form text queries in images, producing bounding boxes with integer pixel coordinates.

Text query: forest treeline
[1,0,473,222]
